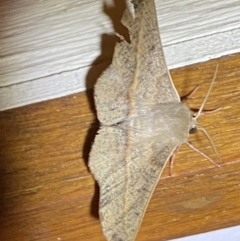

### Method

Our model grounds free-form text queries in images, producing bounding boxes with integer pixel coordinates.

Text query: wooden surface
[0,53,240,241]
[1,0,240,111]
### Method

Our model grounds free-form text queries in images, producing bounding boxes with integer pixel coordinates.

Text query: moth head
[187,64,220,159]
[189,116,197,134]
[189,64,219,133]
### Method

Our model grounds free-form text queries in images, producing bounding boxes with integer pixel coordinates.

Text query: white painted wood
[170,225,240,241]
[0,0,240,110]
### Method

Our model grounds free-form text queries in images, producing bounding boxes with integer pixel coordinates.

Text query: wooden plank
[0,0,240,110]
[0,53,240,241]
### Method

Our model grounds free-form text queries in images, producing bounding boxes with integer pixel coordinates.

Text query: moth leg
[181,85,199,103]
[181,85,221,116]
[193,107,222,117]
[186,142,221,167]
[169,145,182,176]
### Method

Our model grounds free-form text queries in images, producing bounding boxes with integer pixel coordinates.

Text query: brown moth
[89,0,219,241]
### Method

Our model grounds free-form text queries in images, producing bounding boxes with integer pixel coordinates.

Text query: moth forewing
[89,0,220,241]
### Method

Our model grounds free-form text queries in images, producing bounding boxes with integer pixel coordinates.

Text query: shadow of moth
[89,0,220,240]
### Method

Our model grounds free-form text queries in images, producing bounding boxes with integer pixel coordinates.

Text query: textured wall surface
[1,0,240,110]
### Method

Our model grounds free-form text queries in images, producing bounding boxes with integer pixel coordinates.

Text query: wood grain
[0,53,240,241]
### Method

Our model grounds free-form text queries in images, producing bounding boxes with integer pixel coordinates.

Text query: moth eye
[189,127,197,134]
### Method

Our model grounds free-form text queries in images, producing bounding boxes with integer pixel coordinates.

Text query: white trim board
[0,0,240,110]
[170,225,240,241]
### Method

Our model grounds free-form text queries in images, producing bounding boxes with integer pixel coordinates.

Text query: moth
[89,0,220,241]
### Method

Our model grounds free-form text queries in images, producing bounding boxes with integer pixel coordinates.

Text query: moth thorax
[119,103,193,144]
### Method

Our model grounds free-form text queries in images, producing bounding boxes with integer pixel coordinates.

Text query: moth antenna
[195,64,219,119]
[196,124,221,162]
